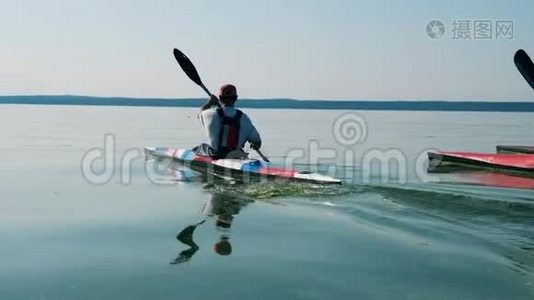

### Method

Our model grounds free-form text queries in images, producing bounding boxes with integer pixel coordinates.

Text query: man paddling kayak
[194,84,262,159]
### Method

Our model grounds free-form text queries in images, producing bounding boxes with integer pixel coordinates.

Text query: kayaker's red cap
[219,84,237,98]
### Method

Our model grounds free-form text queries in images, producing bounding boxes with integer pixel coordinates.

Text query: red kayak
[428,151,534,173]
[496,145,534,154]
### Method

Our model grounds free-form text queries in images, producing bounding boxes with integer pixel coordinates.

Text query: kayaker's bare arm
[200,95,220,111]
[245,117,262,149]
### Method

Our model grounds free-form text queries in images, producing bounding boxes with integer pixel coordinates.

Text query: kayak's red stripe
[194,156,214,163]
[259,167,296,177]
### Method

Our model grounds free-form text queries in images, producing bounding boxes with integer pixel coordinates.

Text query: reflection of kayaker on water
[193,84,262,159]
[203,192,252,229]
[171,193,252,264]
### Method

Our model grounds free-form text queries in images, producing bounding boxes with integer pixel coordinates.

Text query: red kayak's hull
[428,151,534,173]
[440,172,534,190]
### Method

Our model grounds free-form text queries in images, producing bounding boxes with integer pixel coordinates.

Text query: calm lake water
[1,105,533,299]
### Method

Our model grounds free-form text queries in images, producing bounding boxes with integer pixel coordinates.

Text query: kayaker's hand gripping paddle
[173,48,270,163]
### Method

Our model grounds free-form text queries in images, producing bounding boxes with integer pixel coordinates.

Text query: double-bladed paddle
[514,49,534,91]
[173,48,270,163]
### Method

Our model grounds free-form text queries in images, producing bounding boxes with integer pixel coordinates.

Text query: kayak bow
[428,151,534,174]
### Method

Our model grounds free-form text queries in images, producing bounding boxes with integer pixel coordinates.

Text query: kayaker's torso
[199,106,261,155]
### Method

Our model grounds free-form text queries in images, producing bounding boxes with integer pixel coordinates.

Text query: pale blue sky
[1,0,533,100]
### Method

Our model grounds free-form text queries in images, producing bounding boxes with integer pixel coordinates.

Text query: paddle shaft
[255,149,270,163]
[198,83,223,109]
[198,83,213,98]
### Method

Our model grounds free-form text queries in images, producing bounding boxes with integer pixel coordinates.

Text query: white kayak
[145,147,342,185]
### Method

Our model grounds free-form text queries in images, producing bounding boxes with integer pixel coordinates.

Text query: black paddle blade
[173,48,203,86]
[514,49,534,90]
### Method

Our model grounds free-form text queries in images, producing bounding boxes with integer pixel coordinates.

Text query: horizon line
[1,95,534,112]
[1,94,534,103]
